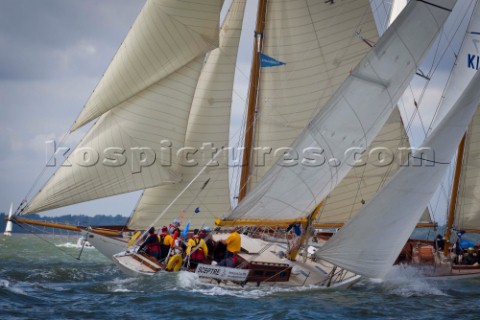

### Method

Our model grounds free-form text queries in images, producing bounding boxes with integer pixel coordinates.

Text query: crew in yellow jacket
[186,229,208,269]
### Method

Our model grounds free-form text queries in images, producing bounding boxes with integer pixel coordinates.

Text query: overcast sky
[0,0,153,217]
[0,0,472,222]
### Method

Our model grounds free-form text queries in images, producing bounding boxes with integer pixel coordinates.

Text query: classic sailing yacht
[399,0,480,279]
[9,0,458,287]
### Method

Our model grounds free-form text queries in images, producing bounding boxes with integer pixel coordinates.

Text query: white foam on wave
[0,279,10,288]
[175,271,330,298]
[105,277,143,293]
[376,265,447,297]
[56,242,95,249]
[0,278,28,295]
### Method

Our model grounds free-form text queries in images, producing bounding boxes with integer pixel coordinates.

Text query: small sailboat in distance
[3,203,13,236]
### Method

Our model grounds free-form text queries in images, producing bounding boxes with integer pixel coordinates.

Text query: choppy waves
[2,235,480,319]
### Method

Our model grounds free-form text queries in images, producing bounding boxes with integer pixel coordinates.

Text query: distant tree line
[0,212,128,234]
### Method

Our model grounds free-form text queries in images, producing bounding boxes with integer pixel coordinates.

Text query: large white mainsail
[317,69,480,279]
[25,0,225,214]
[247,0,379,192]
[226,0,457,222]
[128,0,246,230]
[72,0,224,131]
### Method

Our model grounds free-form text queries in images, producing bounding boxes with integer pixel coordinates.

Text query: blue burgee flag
[194,207,200,214]
[260,53,285,68]
[181,221,190,238]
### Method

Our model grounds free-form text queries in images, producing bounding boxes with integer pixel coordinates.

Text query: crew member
[138,227,161,260]
[158,226,174,260]
[168,218,181,236]
[186,229,209,269]
[218,230,241,267]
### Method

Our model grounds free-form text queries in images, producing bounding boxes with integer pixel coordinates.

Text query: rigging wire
[13,221,82,260]
[398,1,475,224]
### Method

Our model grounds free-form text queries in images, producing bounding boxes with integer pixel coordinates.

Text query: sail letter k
[45,140,71,167]
[468,54,476,69]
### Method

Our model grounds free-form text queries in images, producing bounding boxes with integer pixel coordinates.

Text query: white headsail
[226,0,457,222]
[71,0,224,131]
[128,0,246,230]
[317,68,480,279]
[25,0,226,214]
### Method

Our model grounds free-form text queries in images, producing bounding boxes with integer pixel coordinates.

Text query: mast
[288,203,323,261]
[444,134,467,256]
[238,0,267,202]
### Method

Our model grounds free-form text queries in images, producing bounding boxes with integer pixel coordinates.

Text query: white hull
[111,233,361,289]
[80,230,128,261]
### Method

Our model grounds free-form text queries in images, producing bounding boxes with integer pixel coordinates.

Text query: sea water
[1,235,479,320]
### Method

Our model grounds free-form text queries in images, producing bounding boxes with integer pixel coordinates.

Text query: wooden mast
[237,0,268,202]
[443,134,467,256]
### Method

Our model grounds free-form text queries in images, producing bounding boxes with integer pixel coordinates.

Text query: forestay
[317,68,480,279]
[227,0,457,221]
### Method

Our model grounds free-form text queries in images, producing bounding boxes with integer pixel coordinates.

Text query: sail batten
[227,0,456,222]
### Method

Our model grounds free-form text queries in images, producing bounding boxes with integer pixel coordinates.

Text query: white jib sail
[128,0,246,230]
[72,0,223,131]
[226,0,457,222]
[26,57,205,214]
[317,69,480,279]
